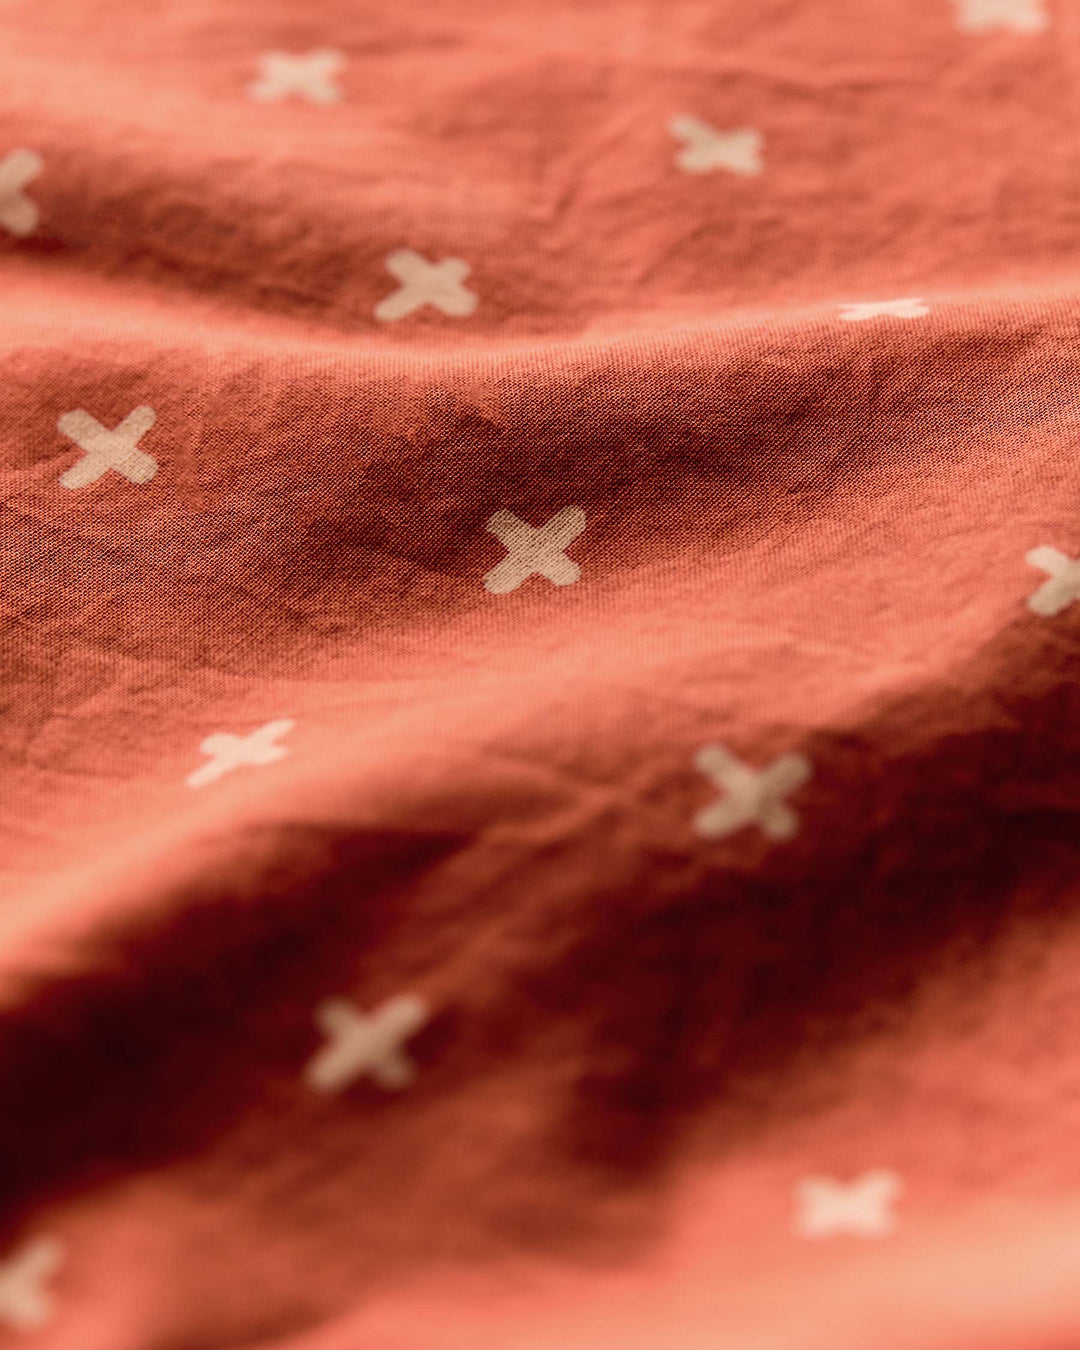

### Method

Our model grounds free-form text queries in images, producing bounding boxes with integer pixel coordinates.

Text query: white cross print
[374,249,478,322]
[838,298,930,322]
[248,49,345,105]
[793,1171,903,1239]
[483,506,587,594]
[57,405,158,489]
[669,116,763,177]
[0,149,43,238]
[0,1237,64,1331]
[185,719,294,789]
[1026,546,1080,616]
[955,0,1047,32]
[694,744,811,842]
[304,994,429,1093]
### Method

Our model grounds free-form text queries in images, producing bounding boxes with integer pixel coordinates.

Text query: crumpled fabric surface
[2,1,1080,1347]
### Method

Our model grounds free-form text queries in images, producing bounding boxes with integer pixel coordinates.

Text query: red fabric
[1,1,1078,1347]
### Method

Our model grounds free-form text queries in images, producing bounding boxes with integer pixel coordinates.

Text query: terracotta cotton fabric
[2,1,1080,1346]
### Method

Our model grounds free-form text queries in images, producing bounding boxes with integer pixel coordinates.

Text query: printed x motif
[305,995,429,1093]
[0,149,42,238]
[248,50,345,104]
[483,507,587,593]
[669,117,763,176]
[186,720,295,788]
[374,250,477,321]
[694,745,811,841]
[0,1238,64,1332]
[793,1171,903,1239]
[954,0,1048,32]
[838,299,930,322]
[1026,546,1080,617]
[57,406,158,489]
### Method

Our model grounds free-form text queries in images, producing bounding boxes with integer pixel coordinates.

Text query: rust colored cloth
[2,1,1080,1347]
